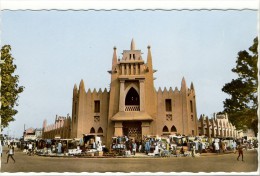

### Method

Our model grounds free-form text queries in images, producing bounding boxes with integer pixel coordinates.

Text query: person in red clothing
[237,143,244,162]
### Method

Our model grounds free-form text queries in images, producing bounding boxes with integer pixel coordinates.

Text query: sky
[1,9,258,138]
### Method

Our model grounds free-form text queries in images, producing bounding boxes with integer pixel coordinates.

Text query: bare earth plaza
[0,1,259,174]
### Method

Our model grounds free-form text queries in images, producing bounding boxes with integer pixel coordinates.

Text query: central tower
[107,39,157,144]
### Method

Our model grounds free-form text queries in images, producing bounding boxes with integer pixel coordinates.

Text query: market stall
[111,136,127,156]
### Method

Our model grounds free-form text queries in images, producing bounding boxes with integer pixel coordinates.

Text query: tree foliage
[0,45,24,129]
[222,37,258,136]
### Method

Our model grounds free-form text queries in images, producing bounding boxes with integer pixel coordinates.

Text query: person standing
[214,140,220,154]
[232,140,237,153]
[28,142,33,155]
[57,141,62,154]
[145,140,150,154]
[0,142,2,157]
[190,141,195,157]
[198,141,202,154]
[237,143,244,161]
[6,145,15,163]
[132,141,137,155]
[201,142,206,153]
[212,141,215,153]
[222,141,226,153]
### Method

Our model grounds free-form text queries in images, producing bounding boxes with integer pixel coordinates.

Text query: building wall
[42,115,71,139]
[198,113,238,138]
[156,85,198,137]
[71,40,200,148]
[71,86,109,140]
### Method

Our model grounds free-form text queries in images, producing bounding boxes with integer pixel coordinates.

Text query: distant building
[42,114,71,139]
[70,39,198,147]
[35,128,43,139]
[23,127,37,141]
[238,129,256,140]
[198,113,238,138]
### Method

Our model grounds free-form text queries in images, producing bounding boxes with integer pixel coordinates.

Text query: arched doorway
[122,121,142,142]
[97,127,103,133]
[171,125,177,133]
[90,127,95,133]
[163,126,169,132]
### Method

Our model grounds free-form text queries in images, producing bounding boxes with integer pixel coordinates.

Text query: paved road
[1,147,258,174]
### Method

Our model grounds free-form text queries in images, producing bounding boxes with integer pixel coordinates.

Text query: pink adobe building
[41,40,241,147]
[71,39,198,147]
[42,114,71,139]
[198,113,239,138]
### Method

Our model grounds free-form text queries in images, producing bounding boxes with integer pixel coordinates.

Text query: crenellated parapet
[73,81,110,98]
[156,77,195,97]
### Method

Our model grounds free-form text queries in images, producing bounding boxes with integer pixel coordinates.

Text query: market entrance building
[71,39,198,148]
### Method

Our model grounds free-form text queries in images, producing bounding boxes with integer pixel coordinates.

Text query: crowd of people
[110,135,258,158]
[1,135,257,163]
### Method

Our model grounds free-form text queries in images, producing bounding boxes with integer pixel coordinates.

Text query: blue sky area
[1,10,258,138]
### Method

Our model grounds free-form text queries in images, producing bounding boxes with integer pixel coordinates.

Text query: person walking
[237,143,244,162]
[6,145,15,163]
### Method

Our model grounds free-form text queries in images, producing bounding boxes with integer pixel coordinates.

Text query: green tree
[222,37,258,136]
[0,45,24,129]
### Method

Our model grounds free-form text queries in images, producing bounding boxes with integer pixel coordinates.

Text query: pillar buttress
[119,80,125,111]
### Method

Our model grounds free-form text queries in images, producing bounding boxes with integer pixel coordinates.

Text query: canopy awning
[111,111,153,121]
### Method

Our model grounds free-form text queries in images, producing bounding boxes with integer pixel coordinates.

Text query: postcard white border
[0,0,259,10]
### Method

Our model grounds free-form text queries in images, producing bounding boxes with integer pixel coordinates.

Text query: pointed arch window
[97,127,103,133]
[90,127,95,133]
[163,126,169,132]
[171,125,177,132]
[125,87,140,105]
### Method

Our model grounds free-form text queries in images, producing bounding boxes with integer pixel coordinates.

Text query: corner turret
[190,82,194,90]
[79,79,85,93]
[131,38,136,50]
[112,46,117,68]
[181,77,187,91]
[73,84,78,96]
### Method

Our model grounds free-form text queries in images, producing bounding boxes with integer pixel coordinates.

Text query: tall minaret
[71,83,78,138]
[76,79,86,138]
[181,77,187,92]
[108,46,120,116]
[144,45,157,132]
[107,46,120,145]
[112,46,118,72]
[145,46,157,113]
[181,77,188,135]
